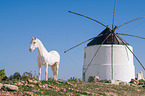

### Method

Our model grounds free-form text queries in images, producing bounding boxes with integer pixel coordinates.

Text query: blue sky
[0,0,145,80]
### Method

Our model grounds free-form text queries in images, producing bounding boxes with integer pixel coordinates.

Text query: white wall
[83,44,135,82]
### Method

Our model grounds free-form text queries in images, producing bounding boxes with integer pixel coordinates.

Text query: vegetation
[0,69,6,80]
[68,77,81,82]
[0,69,145,95]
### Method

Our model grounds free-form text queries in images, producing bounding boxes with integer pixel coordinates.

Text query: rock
[28,84,35,88]
[27,79,33,83]
[44,84,48,88]
[0,83,3,89]
[38,84,42,88]
[130,79,139,85]
[21,80,25,83]
[33,80,38,84]
[99,79,130,85]
[4,84,18,91]
[88,76,99,82]
[24,91,33,96]
[99,79,111,83]
[17,82,23,86]
[110,80,120,85]
[119,81,130,85]
[42,85,45,88]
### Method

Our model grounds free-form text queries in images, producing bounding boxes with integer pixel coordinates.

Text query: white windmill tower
[64,0,145,82]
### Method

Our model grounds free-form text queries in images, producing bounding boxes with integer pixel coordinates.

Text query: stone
[44,84,48,88]
[28,84,35,88]
[4,84,18,91]
[27,79,33,83]
[119,81,130,85]
[99,79,111,83]
[110,80,120,85]
[21,81,25,83]
[33,80,38,84]
[17,82,23,86]
[0,83,3,89]
[38,84,42,88]
[88,76,99,82]
[24,91,33,96]
[130,79,139,85]
[137,71,144,80]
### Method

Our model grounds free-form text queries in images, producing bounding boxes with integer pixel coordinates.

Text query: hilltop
[1,69,145,95]
[1,78,145,95]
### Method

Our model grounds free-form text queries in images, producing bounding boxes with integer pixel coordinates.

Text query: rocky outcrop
[4,84,18,91]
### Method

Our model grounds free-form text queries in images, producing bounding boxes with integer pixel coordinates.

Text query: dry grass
[1,79,145,96]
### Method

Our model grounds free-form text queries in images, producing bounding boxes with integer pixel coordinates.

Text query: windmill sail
[116,33,145,39]
[68,11,107,27]
[112,0,117,29]
[115,34,145,70]
[64,37,96,53]
[117,16,145,29]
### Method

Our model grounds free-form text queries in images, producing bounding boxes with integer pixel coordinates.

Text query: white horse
[29,37,60,81]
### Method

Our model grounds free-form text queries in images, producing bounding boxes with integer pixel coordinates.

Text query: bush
[9,72,21,80]
[138,79,145,85]
[0,69,6,80]
[21,71,38,80]
[2,76,8,81]
[68,77,81,82]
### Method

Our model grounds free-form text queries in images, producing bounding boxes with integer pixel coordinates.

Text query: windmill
[64,0,145,82]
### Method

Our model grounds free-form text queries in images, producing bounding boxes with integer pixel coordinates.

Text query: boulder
[4,84,18,91]
[88,76,99,82]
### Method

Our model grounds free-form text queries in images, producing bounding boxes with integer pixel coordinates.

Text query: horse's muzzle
[29,48,33,52]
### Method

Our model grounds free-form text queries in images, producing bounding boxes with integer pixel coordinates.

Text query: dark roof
[87,28,129,46]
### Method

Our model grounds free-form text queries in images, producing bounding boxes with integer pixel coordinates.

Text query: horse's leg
[37,57,41,81]
[51,62,59,80]
[38,65,41,81]
[45,65,48,81]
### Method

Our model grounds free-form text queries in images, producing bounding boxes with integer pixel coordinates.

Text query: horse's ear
[32,37,34,40]
[34,36,36,40]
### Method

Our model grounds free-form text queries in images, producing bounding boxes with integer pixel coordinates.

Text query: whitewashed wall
[83,45,135,82]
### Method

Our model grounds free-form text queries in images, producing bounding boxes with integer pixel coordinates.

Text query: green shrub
[139,79,145,83]
[2,76,8,81]
[0,69,6,80]
[9,72,21,80]
[21,71,38,80]
[68,77,81,82]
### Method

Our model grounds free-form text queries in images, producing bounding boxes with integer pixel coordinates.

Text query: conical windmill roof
[87,28,129,46]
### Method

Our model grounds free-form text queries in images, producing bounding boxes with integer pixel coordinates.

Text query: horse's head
[29,36,38,52]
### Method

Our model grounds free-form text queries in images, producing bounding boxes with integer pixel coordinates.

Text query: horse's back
[49,51,60,56]
[49,51,60,62]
